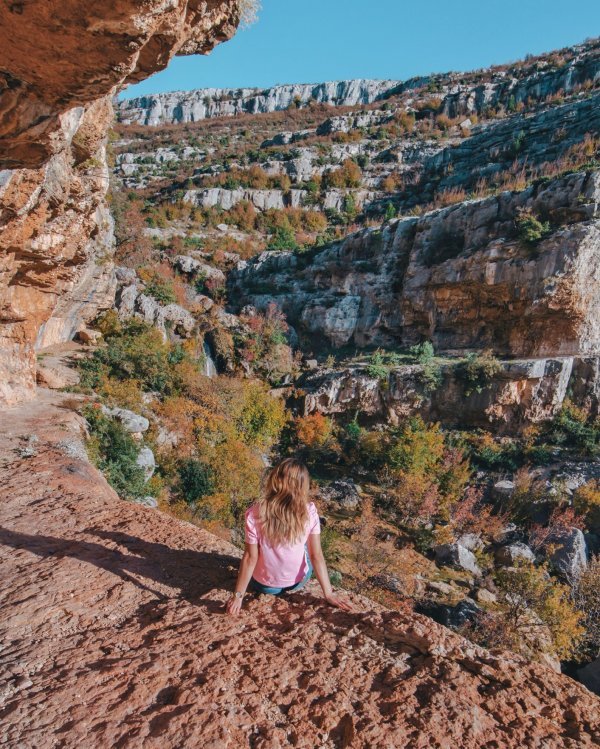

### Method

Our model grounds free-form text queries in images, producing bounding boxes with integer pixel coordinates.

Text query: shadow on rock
[0,526,239,605]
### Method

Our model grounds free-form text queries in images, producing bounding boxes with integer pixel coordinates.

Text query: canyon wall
[117,39,599,126]
[0,0,240,405]
[231,170,600,357]
[117,79,404,126]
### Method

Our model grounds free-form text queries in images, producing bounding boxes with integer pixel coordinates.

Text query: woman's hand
[225,594,243,616]
[325,593,354,612]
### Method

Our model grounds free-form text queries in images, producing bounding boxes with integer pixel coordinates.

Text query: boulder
[427,580,456,596]
[136,447,156,482]
[134,496,158,509]
[156,426,179,449]
[548,527,588,580]
[493,480,516,500]
[320,480,361,511]
[495,523,520,544]
[475,588,498,604]
[369,573,403,594]
[160,304,196,335]
[190,293,214,313]
[101,406,149,434]
[37,363,80,390]
[495,542,536,567]
[172,255,226,284]
[117,283,139,319]
[76,328,102,345]
[115,267,137,285]
[434,543,482,576]
[457,533,484,552]
[421,598,481,629]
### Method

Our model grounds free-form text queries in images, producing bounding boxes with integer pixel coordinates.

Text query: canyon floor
[1,388,599,749]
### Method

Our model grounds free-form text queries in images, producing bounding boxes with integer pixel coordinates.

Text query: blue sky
[122,0,599,99]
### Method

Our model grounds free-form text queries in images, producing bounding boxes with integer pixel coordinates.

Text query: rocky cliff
[1,390,599,748]
[118,79,404,126]
[0,0,240,405]
[117,37,599,127]
[230,170,600,357]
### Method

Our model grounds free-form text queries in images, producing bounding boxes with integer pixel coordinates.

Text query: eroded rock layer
[0,0,239,405]
[117,38,600,126]
[0,392,598,748]
[231,170,600,357]
[297,356,600,433]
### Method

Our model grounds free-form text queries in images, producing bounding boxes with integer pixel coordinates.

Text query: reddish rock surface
[0,0,239,406]
[1,391,599,748]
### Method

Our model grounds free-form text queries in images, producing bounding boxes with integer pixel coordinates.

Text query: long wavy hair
[257,458,310,546]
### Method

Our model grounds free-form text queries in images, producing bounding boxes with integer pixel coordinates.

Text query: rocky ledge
[0,391,599,748]
[231,170,600,357]
[297,355,600,432]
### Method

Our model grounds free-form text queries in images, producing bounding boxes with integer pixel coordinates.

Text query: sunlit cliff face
[0,0,240,405]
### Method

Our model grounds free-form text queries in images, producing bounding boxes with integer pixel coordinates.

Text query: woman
[226,458,353,615]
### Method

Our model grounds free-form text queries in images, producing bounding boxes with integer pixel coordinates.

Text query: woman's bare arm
[307,533,354,611]
[226,543,258,616]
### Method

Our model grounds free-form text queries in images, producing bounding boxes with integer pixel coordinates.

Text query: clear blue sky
[122,0,599,99]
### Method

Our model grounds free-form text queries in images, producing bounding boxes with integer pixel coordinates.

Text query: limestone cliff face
[117,79,404,126]
[230,170,600,358]
[117,38,599,126]
[0,0,240,405]
[297,356,600,434]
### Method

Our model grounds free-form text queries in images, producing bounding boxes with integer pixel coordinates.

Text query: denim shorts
[250,553,313,596]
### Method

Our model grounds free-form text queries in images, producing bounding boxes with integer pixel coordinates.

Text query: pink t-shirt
[245,501,321,587]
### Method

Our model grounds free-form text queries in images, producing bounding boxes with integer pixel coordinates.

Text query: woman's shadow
[0,526,240,611]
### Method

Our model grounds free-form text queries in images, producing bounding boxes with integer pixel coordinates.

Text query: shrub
[344,419,362,445]
[178,459,215,504]
[267,225,299,251]
[449,486,507,542]
[382,417,471,525]
[545,401,599,455]
[409,341,442,392]
[80,320,180,395]
[95,309,122,337]
[381,175,399,193]
[573,480,600,532]
[139,270,177,304]
[295,412,333,449]
[457,350,502,396]
[99,376,144,411]
[234,380,288,449]
[489,563,584,660]
[83,405,149,501]
[571,555,600,658]
[465,431,521,471]
[384,202,396,221]
[516,209,551,246]
[385,470,442,527]
[528,506,584,552]
[238,303,295,383]
[366,351,389,380]
[387,417,445,474]
[324,159,362,189]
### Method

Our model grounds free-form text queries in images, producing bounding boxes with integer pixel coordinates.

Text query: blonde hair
[258,458,310,546]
